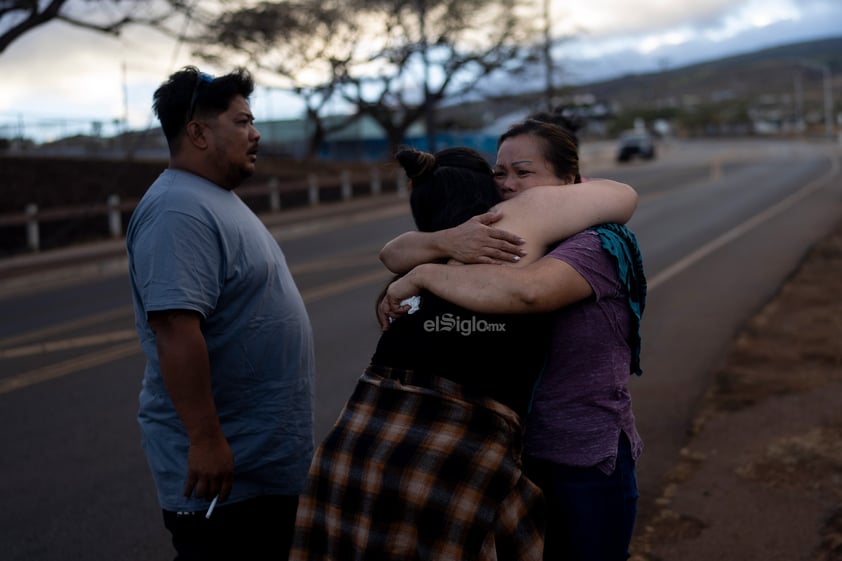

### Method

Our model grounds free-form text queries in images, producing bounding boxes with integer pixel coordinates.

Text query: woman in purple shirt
[380,115,646,561]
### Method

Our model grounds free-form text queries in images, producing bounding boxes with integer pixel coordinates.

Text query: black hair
[527,107,585,148]
[498,116,582,184]
[152,65,255,149]
[395,146,502,233]
[375,146,501,318]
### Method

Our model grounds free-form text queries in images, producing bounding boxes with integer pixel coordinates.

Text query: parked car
[616,130,656,162]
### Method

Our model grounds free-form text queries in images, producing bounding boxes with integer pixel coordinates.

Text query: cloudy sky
[1,0,840,141]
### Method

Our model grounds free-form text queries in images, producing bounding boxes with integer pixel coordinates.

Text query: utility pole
[122,62,129,133]
[793,71,803,132]
[416,0,436,152]
[796,59,835,138]
[822,65,834,139]
[542,0,554,110]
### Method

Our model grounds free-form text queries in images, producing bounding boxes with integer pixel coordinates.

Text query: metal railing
[0,167,408,254]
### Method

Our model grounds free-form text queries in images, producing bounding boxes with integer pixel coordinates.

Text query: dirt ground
[630,219,842,560]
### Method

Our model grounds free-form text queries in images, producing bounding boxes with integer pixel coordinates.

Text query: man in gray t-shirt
[126,66,314,561]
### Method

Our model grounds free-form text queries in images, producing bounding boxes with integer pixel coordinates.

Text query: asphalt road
[1,138,840,560]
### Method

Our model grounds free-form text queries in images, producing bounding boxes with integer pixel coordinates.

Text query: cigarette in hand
[205,495,219,519]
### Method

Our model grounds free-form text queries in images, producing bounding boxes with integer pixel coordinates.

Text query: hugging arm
[378,257,591,330]
[379,210,526,273]
[377,180,637,329]
[494,180,636,259]
[378,179,637,274]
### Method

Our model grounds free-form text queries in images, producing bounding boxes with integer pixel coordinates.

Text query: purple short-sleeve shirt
[524,229,643,474]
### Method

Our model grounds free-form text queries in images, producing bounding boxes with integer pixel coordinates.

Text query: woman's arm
[488,179,637,260]
[378,258,591,329]
[491,179,637,261]
[379,179,637,273]
[378,211,526,273]
[377,179,636,328]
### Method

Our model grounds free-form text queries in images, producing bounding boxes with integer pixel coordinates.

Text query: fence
[0,167,408,255]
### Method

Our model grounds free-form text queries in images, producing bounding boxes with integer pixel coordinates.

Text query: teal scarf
[593,223,647,376]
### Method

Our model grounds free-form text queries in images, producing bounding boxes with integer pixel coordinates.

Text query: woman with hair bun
[380,114,647,561]
[289,146,637,561]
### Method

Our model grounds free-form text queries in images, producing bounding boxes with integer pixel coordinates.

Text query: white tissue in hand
[400,295,421,314]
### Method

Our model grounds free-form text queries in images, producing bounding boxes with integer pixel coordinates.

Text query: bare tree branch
[0,0,196,54]
[183,0,542,158]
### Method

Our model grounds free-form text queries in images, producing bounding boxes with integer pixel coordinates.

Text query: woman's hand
[379,210,525,273]
[377,274,422,331]
[446,211,526,265]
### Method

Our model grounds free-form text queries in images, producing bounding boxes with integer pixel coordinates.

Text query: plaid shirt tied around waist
[289,365,546,561]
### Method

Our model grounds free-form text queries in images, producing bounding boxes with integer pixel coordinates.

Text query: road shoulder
[631,218,842,560]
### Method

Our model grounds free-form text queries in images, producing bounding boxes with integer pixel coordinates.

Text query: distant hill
[438,35,842,132]
[574,35,842,109]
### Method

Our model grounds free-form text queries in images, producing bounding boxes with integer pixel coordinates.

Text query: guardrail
[0,167,408,254]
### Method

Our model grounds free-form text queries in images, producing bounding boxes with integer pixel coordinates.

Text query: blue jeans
[524,433,639,561]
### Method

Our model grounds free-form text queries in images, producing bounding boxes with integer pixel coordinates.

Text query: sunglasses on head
[185,72,214,123]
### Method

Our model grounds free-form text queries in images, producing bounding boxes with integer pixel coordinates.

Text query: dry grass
[633,221,842,561]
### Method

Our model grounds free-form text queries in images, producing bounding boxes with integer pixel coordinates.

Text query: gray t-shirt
[524,229,643,474]
[126,169,315,511]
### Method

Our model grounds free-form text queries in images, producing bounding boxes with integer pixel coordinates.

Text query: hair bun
[396,147,436,180]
